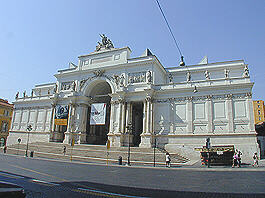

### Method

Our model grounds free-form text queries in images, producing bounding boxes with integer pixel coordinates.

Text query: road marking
[31,179,60,186]
[9,164,68,182]
[0,172,25,179]
[76,187,147,198]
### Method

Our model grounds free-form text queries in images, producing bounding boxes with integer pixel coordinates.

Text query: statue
[224,69,229,79]
[100,34,108,45]
[119,74,125,87]
[15,92,19,99]
[23,91,26,98]
[205,70,210,80]
[187,71,191,82]
[47,89,50,95]
[168,73,173,83]
[243,65,249,77]
[53,84,57,93]
[146,71,152,83]
[95,34,114,51]
[31,90,34,97]
[71,81,76,91]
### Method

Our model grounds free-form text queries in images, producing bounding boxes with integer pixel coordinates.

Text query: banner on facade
[90,103,106,125]
[55,105,69,125]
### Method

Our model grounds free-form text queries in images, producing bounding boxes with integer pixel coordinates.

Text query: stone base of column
[108,133,122,147]
[50,132,64,142]
[77,131,87,144]
[63,132,71,144]
[139,133,152,148]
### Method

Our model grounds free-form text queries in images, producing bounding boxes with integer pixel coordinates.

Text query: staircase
[3,142,190,166]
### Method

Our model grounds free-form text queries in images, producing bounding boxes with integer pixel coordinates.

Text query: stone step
[5,142,189,164]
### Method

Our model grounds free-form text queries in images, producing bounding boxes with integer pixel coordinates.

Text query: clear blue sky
[0,0,264,103]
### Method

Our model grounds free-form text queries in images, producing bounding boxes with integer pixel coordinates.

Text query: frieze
[61,81,74,91]
[128,72,146,84]
[15,106,51,110]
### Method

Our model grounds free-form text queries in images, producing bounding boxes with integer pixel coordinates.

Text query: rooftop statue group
[96,34,114,51]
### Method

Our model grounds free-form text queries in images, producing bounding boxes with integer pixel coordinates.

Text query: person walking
[63,146,66,155]
[252,153,259,167]
[165,152,171,168]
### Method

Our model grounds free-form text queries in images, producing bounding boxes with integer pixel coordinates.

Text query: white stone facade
[7,39,259,162]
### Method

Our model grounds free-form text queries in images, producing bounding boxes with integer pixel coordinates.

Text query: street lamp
[25,124,32,157]
[126,122,132,166]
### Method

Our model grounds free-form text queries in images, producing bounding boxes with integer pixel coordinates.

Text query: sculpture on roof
[15,92,19,99]
[205,70,210,80]
[187,71,191,82]
[243,65,249,77]
[96,34,114,51]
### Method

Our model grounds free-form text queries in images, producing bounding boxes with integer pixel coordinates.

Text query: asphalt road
[0,153,264,198]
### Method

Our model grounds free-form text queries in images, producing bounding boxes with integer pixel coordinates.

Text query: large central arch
[84,80,112,145]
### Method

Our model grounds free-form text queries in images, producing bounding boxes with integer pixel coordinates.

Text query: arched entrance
[85,81,111,145]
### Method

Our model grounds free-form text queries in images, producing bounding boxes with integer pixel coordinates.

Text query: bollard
[118,156,122,165]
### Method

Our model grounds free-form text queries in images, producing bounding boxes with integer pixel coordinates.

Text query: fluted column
[125,102,132,129]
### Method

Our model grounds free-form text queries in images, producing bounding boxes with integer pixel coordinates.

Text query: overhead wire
[155,0,183,57]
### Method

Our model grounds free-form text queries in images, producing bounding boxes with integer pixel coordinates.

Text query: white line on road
[0,172,25,179]
[77,187,147,198]
[31,179,60,186]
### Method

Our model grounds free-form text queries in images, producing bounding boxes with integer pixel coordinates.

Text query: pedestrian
[3,145,7,153]
[63,146,66,155]
[237,150,242,168]
[232,151,238,168]
[165,152,171,168]
[252,152,259,167]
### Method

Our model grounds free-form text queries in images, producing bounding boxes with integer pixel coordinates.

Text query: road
[0,153,264,198]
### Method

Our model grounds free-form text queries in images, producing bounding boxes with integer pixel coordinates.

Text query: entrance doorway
[86,81,111,145]
[132,102,143,146]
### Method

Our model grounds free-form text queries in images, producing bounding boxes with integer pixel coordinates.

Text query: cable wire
[155,0,183,56]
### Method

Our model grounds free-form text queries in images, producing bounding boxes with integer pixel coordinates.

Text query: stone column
[121,100,126,134]
[246,93,255,132]
[187,97,193,133]
[125,102,132,129]
[143,99,147,133]
[140,96,152,148]
[206,95,213,133]
[169,99,174,134]
[50,104,56,133]
[225,94,234,133]
[108,102,115,134]
[145,96,152,134]
[63,103,74,144]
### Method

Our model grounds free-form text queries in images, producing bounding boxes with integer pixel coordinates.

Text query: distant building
[253,100,265,124]
[7,35,259,162]
[0,99,13,146]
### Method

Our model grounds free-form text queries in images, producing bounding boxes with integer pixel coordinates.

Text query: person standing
[3,145,7,153]
[165,152,171,168]
[252,153,259,167]
[237,150,242,168]
[232,151,238,168]
[63,146,66,155]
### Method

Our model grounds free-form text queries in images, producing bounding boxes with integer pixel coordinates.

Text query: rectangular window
[258,110,261,115]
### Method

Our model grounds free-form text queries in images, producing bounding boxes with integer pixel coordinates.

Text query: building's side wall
[7,101,52,146]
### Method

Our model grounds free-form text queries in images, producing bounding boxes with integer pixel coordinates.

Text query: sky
[0,0,264,103]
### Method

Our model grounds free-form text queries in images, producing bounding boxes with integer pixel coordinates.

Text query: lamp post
[153,136,156,167]
[126,122,132,166]
[25,124,32,157]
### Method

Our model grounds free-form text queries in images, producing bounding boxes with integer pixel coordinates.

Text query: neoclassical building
[7,36,259,161]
